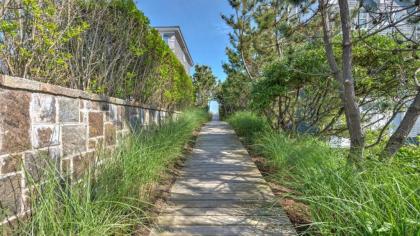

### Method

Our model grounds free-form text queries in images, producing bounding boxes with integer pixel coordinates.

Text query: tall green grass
[9,109,208,235]
[227,112,420,235]
[227,111,269,144]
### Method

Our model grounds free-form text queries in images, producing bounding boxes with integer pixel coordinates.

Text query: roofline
[155,26,194,66]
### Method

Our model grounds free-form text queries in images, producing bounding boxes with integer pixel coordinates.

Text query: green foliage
[216,73,252,118]
[216,47,253,118]
[0,0,193,109]
[222,0,418,157]
[228,112,420,235]
[0,0,89,81]
[395,145,420,169]
[240,33,419,136]
[192,65,217,109]
[9,110,208,235]
[250,42,340,132]
[227,111,269,144]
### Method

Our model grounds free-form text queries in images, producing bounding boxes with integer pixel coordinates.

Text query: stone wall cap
[0,75,178,112]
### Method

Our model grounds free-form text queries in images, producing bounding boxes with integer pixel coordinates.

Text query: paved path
[150,121,296,236]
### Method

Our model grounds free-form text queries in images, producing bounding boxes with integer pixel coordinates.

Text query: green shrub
[227,111,268,143]
[0,0,194,109]
[8,109,207,235]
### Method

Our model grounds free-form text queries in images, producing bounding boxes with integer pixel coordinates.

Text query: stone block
[40,83,81,98]
[109,104,117,121]
[104,123,116,146]
[88,112,103,137]
[22,186,37,213]
[32,125,59,148]
[58,97,79,122]
[97,137,104,149]
[24,147,60,183]
[119,106,128,129]
[1,75,40,91]
[0,154,22,174]
[80,112,84,123]
[0,213,21,234]
[129,115,141,131]
[88,138,106,151]
[31,94,56,123]
[73,152,95,179]
[104,111,110,122]
[86,101,100,111]
[149,110,156,125]
[0,174,22,216]
[62,125,87,156]
[61,158,71,178]
[128,107,139,116]
[0,89,31,155]
[144,109,150,125]
[139,109,145,125]
[157,111,162,123]
[100,102,109,111]
[107,105,123,129]
[88,139,97,150]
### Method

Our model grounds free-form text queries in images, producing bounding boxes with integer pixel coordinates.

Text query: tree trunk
[337,0,365,165]
[382,89,420,160]
[320,0,365,165]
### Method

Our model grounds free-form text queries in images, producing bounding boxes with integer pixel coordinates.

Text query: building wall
[173,36,191,73]
[349,0,419,38]
[392,112,420,138]
[0,75,177,224]
[162,33,192,73]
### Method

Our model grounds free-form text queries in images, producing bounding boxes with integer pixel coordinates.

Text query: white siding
[410,118,420,137]
[349,0,418,39]
[392,113,420,138]
[160,32,191,73]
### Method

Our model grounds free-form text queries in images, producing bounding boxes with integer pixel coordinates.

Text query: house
[155,26,194,74]
[292,0,420,39]
[350,0,420,40]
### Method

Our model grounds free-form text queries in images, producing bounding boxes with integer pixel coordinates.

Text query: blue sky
[138,0,233,81]
[137,0,234,113]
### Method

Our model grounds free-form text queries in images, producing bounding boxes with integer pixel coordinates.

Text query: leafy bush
[0,0,193,108]
[227,111,268,143]
[8,110,208,235]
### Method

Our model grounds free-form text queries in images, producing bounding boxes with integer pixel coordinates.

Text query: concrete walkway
[150,121,296,236]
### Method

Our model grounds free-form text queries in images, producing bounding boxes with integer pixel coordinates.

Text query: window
[163,34,170,43]
[358,10,369,29]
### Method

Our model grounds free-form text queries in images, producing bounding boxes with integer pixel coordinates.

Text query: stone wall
[0,75,178,224]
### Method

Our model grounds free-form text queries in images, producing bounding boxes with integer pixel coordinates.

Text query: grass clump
[227,111,268,144]
[8,109,208,235]
[227,111,420,235]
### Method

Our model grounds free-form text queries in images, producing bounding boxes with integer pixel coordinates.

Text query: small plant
[227,111,268,144]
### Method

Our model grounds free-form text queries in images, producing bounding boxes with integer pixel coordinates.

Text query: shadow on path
[150,120,296,236]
